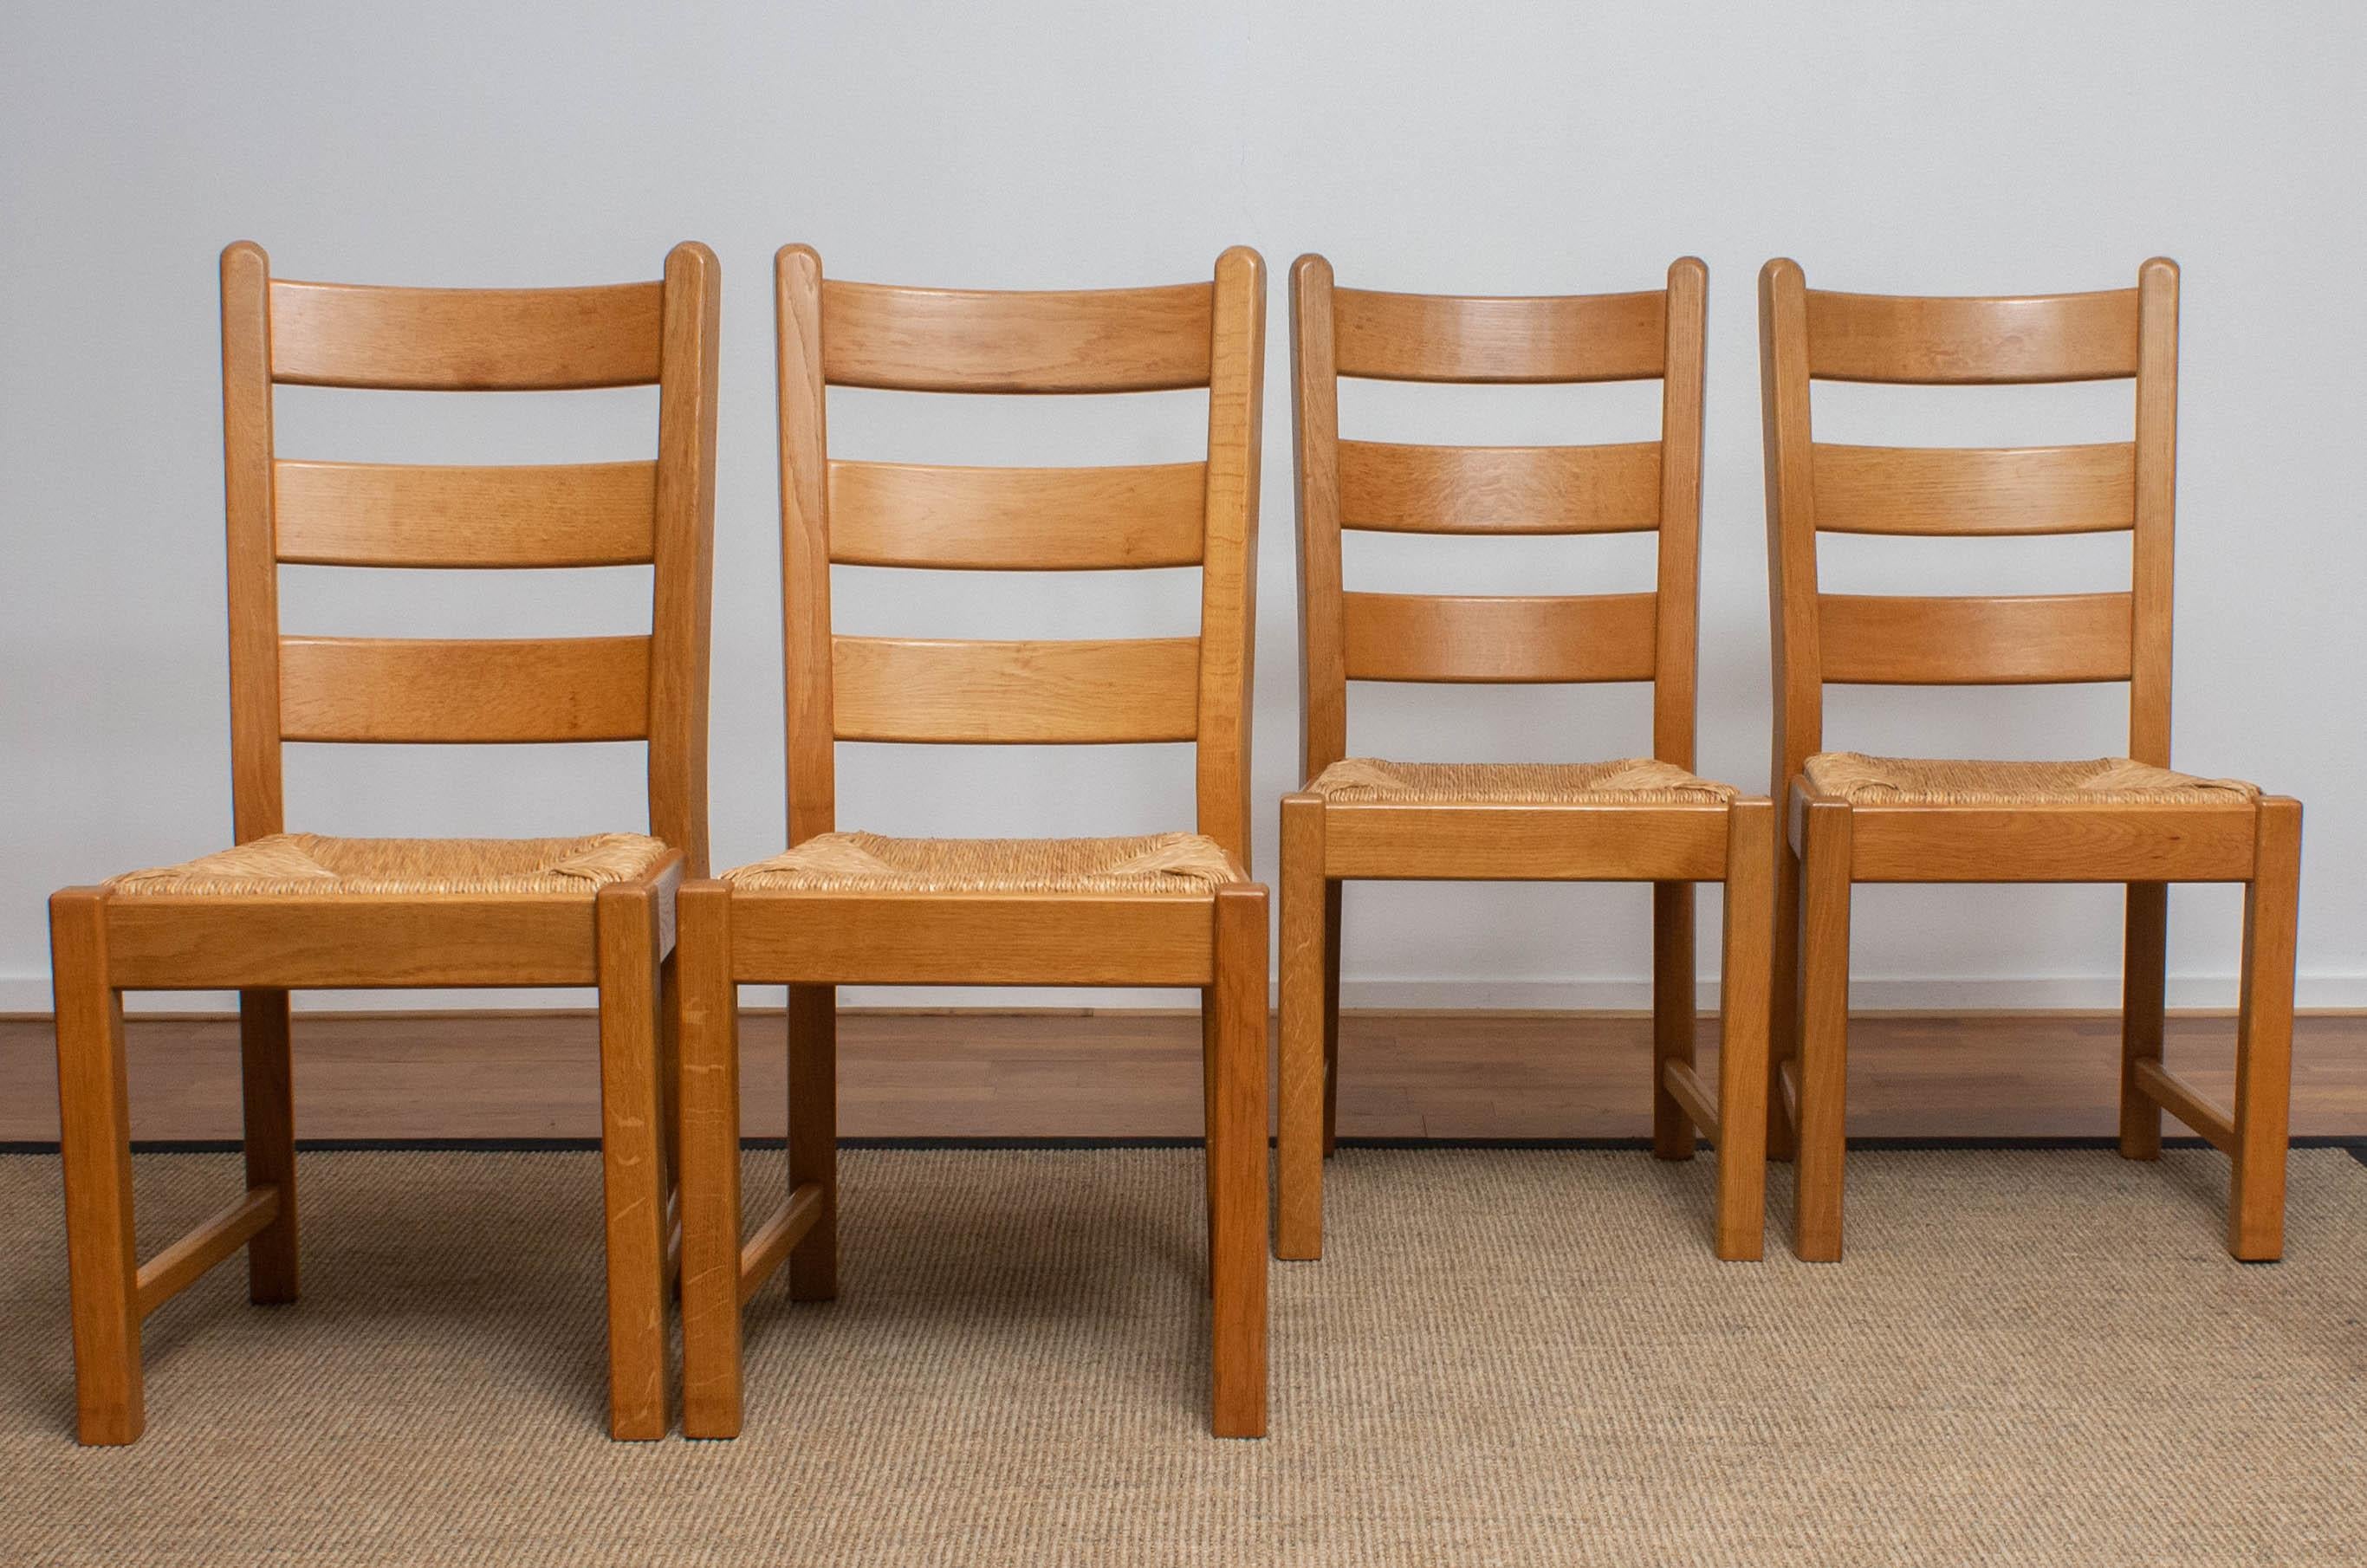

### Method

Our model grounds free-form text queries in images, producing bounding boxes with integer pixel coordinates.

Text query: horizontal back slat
[1341,592,1657,683]
[1819,593,2133,684]
[1337,440,1662,534]
[1804,288,2140,384]
[1332,288,1665,383]
[832,636,1202,742]
[278,634,652,741]
[269,279,664,390]
[827,460,1205,568]
[274,460,658,567]
[1811,444,2135,535]
[820,280,1214,393]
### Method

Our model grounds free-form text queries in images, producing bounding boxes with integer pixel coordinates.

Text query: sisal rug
[3,1146,2364,1565]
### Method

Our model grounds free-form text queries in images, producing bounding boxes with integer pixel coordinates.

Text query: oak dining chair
[675,244,1270,1440]
[1759,256,2301,1262]
[49,241,719,1443]
[1277,256,1774,1263]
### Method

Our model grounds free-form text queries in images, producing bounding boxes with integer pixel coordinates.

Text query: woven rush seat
[724,832,1246,896]
[1307,756,1739,806]
[1803,753,2260,807]
[106,833,671,897]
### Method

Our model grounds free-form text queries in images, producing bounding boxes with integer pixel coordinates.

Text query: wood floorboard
[1,1010,2362,1143]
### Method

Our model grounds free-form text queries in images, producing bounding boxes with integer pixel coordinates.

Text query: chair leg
[1203,995,1218,1293]
[595,882,671,1441]
[2118,883,2169,1160]
[2229,799,2301,1261]
[52,888,142,1445]
[659,951,684,1201]
[1321,880,1342,1157]
[1713,802,1774,1261]
[1793,801,1852,1262]
[238,988,298,1304]
[677,882,744,1440]
[1275,794,1326,1260]
[787,983,838,1301]
[1651,882,1697,1160]
[1208,884,1269,1438]
[1767,828,1802,1163]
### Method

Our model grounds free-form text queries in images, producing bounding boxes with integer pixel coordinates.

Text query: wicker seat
[1803,754,2258,808]
[107,833,670,898]
[1309,757,1739,807]
[724,832,1244,897]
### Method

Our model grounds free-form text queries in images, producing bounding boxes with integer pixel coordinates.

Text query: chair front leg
[52,888,143,1445]
[239,987,298,1303]
[2118,882,2169,1160]
[1275,794,1326,1260]
[677,881,744,1439]
[1767,830,1803,1163]
[1207,883,1269,1438]
[2229,798,2301,1261]
[1713,801,1774,1261]
[1793,800,1853,1262]
[1321,880,1343,1157]
[596,881,671,1441]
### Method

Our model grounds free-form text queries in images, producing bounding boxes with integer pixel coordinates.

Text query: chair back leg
[1650,883,1699,1160]
[238,988,299,1302]
[786,983,840,1300]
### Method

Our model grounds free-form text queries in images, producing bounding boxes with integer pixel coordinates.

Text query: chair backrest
[1290,257,1709,783]
[218,242,720,874]
[774,245,1267,867]
[1759,256,2178,790]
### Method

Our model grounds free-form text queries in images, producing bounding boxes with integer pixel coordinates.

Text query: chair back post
[775,244,838,848]
[2130,257,2180,767]
[1290,261,1705,779]
[648,243,722,875]
[1651,256,1709,771]
[1195,246,1268,869]
[211,240,713,858]
[778,247,1265,864]
[1761,256,2173,792]
[221,242,284,844]
[1290,254,1347,787]
[1760,257,1823,791]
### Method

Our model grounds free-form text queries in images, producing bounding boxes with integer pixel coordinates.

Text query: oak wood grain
[271,460,658,567]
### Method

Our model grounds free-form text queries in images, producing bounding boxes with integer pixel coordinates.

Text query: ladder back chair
[1759,256,2301,1262]
[676,244,1269,1439]
[1281,256,1774,1262]
[50,241,719,1443]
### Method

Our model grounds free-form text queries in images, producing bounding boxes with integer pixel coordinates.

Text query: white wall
[3,1,2362,1013]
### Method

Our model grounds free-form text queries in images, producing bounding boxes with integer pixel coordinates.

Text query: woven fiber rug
[3,1146,2364,1565]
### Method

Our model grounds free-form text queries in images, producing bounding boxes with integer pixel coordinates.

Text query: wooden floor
[1,1009,2362,1143]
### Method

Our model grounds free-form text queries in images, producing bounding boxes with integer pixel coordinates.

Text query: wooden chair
[49,241,719,1444]
[676,245,1269,1440]
[1760,256,2302,1262]
[1277,256,1774,1263]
